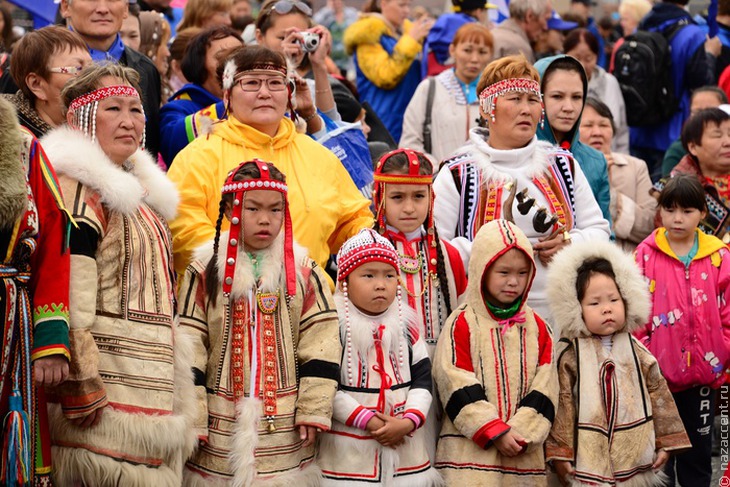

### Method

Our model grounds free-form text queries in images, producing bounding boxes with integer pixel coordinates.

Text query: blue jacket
[422,12,475,78]
[534,55,612,226]
[631,3,712,151]
[159,83,225,166]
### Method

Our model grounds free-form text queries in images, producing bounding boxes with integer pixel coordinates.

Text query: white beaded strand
[90,101,99,143]
[397,283,404,368]
[343,281,353,386]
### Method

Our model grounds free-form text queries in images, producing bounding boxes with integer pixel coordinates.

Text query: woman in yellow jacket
[167,45,373,279]
[343,0,434,142]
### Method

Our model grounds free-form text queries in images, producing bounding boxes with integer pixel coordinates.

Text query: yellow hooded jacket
[167,116,373,280]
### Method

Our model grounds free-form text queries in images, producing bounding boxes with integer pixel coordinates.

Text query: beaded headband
[336,228,400,282]
[221,159,296,298]
[478,78,544,126]
[222,59,289,92]
[373,148,439,280]
[68,85,145,149]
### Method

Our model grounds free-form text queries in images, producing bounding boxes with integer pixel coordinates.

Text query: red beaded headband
[68,85,140,114]
[478,77,543,126]
[221,159,296,298]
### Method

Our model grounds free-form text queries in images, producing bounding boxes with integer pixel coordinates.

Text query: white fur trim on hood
[41,126,179,220]
[546,240,650,339]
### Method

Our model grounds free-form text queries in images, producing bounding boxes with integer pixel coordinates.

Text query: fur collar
[0,98,26,227]
[466,131,555,183]
[334,292,418,359]
[41,126,179,220]
[194,231,308,299]
[547,240,650,339]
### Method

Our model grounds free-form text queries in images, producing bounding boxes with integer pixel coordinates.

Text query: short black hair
[691,85,729,105]
[585,97,615,134]
[681,107,730,155]
[576,257,618,303]
[657,173,707,212]
[182,25,242,86]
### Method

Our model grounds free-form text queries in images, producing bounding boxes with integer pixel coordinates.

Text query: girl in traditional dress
[179,159,341,486]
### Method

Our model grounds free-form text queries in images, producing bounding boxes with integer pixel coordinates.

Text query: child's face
[228,189,284,252]
[580,273,626,336]
[345,262,398,315]
[659,205,706,242]
[482,248,530,307]
[383,184,430,234]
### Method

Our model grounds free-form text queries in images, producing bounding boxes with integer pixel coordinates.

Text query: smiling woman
[38,63,196,486]
[433,54,610,321]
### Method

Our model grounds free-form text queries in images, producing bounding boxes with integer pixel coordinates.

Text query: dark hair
[0,4,15,53]
[691,85,729,105]
[10,26,87,103]
[657,173,707,212]
[563,28,600,57]
[363,0,381,13]
[255,0,313,35]
[541,56,585,90]
[584,97,615,134]
[181,25,242,86]
[374,150,454,316]
[575,257,618,303]
[681,107,730,155]
[720,0,730,17]
[216,45,287,90]
[205,161,287,304]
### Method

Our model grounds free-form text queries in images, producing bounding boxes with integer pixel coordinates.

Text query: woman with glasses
[1,25,91,138]
[343,0,435,142]
[167,45,372,280]
[255,0,340,135]
[432,55,610,321]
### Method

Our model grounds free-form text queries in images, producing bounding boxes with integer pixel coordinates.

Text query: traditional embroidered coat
[432,132,610,320]
[432,220,557,486]
[0,99,70,484]
[178,233,341,486]
[546,240,691,487]
[318,294,440,486]
[40,127,197,487]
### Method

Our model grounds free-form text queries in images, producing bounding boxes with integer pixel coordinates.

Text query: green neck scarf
[486,298,522,320]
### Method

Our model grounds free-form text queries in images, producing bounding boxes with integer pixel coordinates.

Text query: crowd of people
[0,0,728,485]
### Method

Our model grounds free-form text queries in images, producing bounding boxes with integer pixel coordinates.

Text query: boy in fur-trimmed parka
[433,219,558,486]
[546,240,691,487]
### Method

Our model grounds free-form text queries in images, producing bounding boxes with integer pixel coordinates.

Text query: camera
[300,31,320,53]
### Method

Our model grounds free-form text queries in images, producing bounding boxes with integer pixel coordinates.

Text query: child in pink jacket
[634,174,730,487]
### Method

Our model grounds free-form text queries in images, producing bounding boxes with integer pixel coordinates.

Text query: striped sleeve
[507,313,558,446]
[177,262,212,439]
[333,391,375,431]
[294,261,341,430]
[403,335,432,429]
[433,309,510,449]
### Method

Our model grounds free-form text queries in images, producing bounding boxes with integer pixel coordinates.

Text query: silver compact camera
[300,31,320,53]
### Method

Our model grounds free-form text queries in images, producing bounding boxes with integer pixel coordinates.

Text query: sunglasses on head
[267,0,312,17]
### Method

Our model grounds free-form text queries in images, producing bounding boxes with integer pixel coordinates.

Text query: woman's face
[35,46,92,126]
[120,15,141,51]
[543,69,584,143]
[155,31,171,75]
[579,105,613,155]
[619,10,639,36]
[92,76,146,165]
[380,0,411,28]
[202,9,232,28]
[688,119,730,178]
[486,87,543,150]
[256,12,309,65]
[565,40,596,80]
[227,72,289,137]
[450,38,492,85]
[202,35,243,97]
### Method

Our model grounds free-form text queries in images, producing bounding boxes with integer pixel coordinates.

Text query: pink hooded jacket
[634,228,730,392]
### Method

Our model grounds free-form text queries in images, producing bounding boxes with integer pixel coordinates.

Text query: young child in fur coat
[318,228,441,486]
[432,219,558,486]
[546,240,691,487]
[178,160,342,486]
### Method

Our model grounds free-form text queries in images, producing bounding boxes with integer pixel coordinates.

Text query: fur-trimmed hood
[466,219,536,316]
[193,230,309,299]
[547,240,650,339]
[41,126,179,220]
[0,97,26,227]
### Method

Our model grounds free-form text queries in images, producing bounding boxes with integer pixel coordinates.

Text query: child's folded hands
[493,430,527,457]
[370,412,415,448]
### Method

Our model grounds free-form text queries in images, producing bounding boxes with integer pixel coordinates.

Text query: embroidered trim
[68,85,139,114]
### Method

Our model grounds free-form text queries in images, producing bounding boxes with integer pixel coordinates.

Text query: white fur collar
[41,126,179,220]
[194,231,308,299]
[334,292,418,359]
[466,130,555,183]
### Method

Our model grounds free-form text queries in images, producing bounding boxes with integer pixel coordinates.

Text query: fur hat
[337,228,399,282]
[547,240,650,339]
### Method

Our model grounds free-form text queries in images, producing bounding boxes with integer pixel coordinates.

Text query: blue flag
[7,0,58,29]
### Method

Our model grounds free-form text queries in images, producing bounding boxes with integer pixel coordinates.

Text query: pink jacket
[634,228,730,392]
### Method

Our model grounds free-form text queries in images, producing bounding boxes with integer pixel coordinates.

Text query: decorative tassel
[0,391,31,486]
